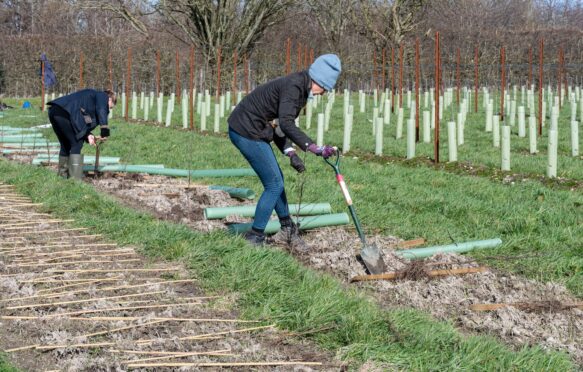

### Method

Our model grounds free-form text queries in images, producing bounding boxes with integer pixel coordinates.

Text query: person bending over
[228,54,340,250]
[47,88,115,179]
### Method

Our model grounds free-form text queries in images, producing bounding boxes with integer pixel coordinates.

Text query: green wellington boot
[57,156,69,178]
[68,154,84,180]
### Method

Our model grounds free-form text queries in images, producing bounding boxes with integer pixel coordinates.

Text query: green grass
[1,98,582,296]
[0,354,19,372]
[1,99,582,296]
[0,160,575,370]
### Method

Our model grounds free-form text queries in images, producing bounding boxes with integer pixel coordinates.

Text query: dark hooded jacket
[228,71,315,152]
[47,89,110,140]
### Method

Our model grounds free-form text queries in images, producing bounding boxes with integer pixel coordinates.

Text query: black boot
[271,220,309,253]
[243,229,265,246]
[69,154,84,180]
[57,156,69,178]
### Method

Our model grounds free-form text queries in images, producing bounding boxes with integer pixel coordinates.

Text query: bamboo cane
[74,319,167,340]
[5,291,166,310]
[122,350,234,364]
[39,302,207,318]
[125,361,322,368]
[135,324,275,345]
[7,258,141,268]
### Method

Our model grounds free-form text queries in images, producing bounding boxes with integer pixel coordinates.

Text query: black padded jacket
[228,70,315,152]
[47,89,110,140]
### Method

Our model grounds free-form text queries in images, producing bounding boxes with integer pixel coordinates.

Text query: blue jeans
[229,128,289,232]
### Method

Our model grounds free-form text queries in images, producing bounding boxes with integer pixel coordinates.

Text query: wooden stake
[474,46,479,113]
[396,238,426,249]
[538,38,544,136]
[434,31,441,163]
[350,266,487,282]
[470,302,583,311]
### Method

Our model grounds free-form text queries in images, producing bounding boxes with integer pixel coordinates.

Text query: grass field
[0,94,581,369]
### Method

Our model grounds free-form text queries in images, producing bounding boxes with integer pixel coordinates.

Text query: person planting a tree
[47,89,116,180]
[228,54,341,250]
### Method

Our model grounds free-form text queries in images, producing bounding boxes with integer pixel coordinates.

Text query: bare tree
[305,0,355,53]
[157,0,295,63]
[355,0,428,49]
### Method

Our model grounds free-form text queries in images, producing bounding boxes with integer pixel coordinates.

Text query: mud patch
[88,173,255,232]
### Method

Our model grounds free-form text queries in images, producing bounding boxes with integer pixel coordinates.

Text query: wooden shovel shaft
[351,266,487,282]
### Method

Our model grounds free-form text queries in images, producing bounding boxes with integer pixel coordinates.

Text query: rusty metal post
[286,38,291,75]
[528,47,532,88]
[176,50,181,99]
[304,45,309,69]
[310,48,314,64]
[415,38,420,143]
[391,47,395,112]
[474,46,478,113]
[216,47,222,100]
[244,53,249,94]
[373,49,377,90]
[562,48,567,98]
[501,47,505,122]
[456,48,460,105]
[189,47,194,130]
[125,48,131,121]
[434,32,440,164]
[79,51,84,89]
[41,59,45,111]
[399,44,404,108]
[538,38,543,136]
[232,51,238,105]
[560,48,562,110]
[108,53,113,91]
[382,48,386,91]
[156,50,161,96]
[297,42,302,72]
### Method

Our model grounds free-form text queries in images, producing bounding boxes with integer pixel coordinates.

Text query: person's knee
[264,179,284,194]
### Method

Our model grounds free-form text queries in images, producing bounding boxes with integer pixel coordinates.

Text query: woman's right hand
[87,134,96,146]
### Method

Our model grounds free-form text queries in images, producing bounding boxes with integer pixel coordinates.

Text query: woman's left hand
[87,134,96,146]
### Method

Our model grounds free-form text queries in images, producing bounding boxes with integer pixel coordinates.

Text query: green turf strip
[0,160,575,370]
[0,354,19,372]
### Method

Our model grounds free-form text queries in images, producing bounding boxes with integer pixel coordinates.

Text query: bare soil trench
[87,172,583,366]
[0,182,338,371]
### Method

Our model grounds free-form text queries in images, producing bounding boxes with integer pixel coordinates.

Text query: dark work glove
[288,152,305,173]
[100,126,110,138]
[307,144,336,159]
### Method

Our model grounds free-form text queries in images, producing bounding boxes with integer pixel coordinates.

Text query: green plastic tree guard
[83,165,256,178]
[395,238,502,260]
[228,213,349,234]
[205,203,332,219]
[208,186,255,200]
